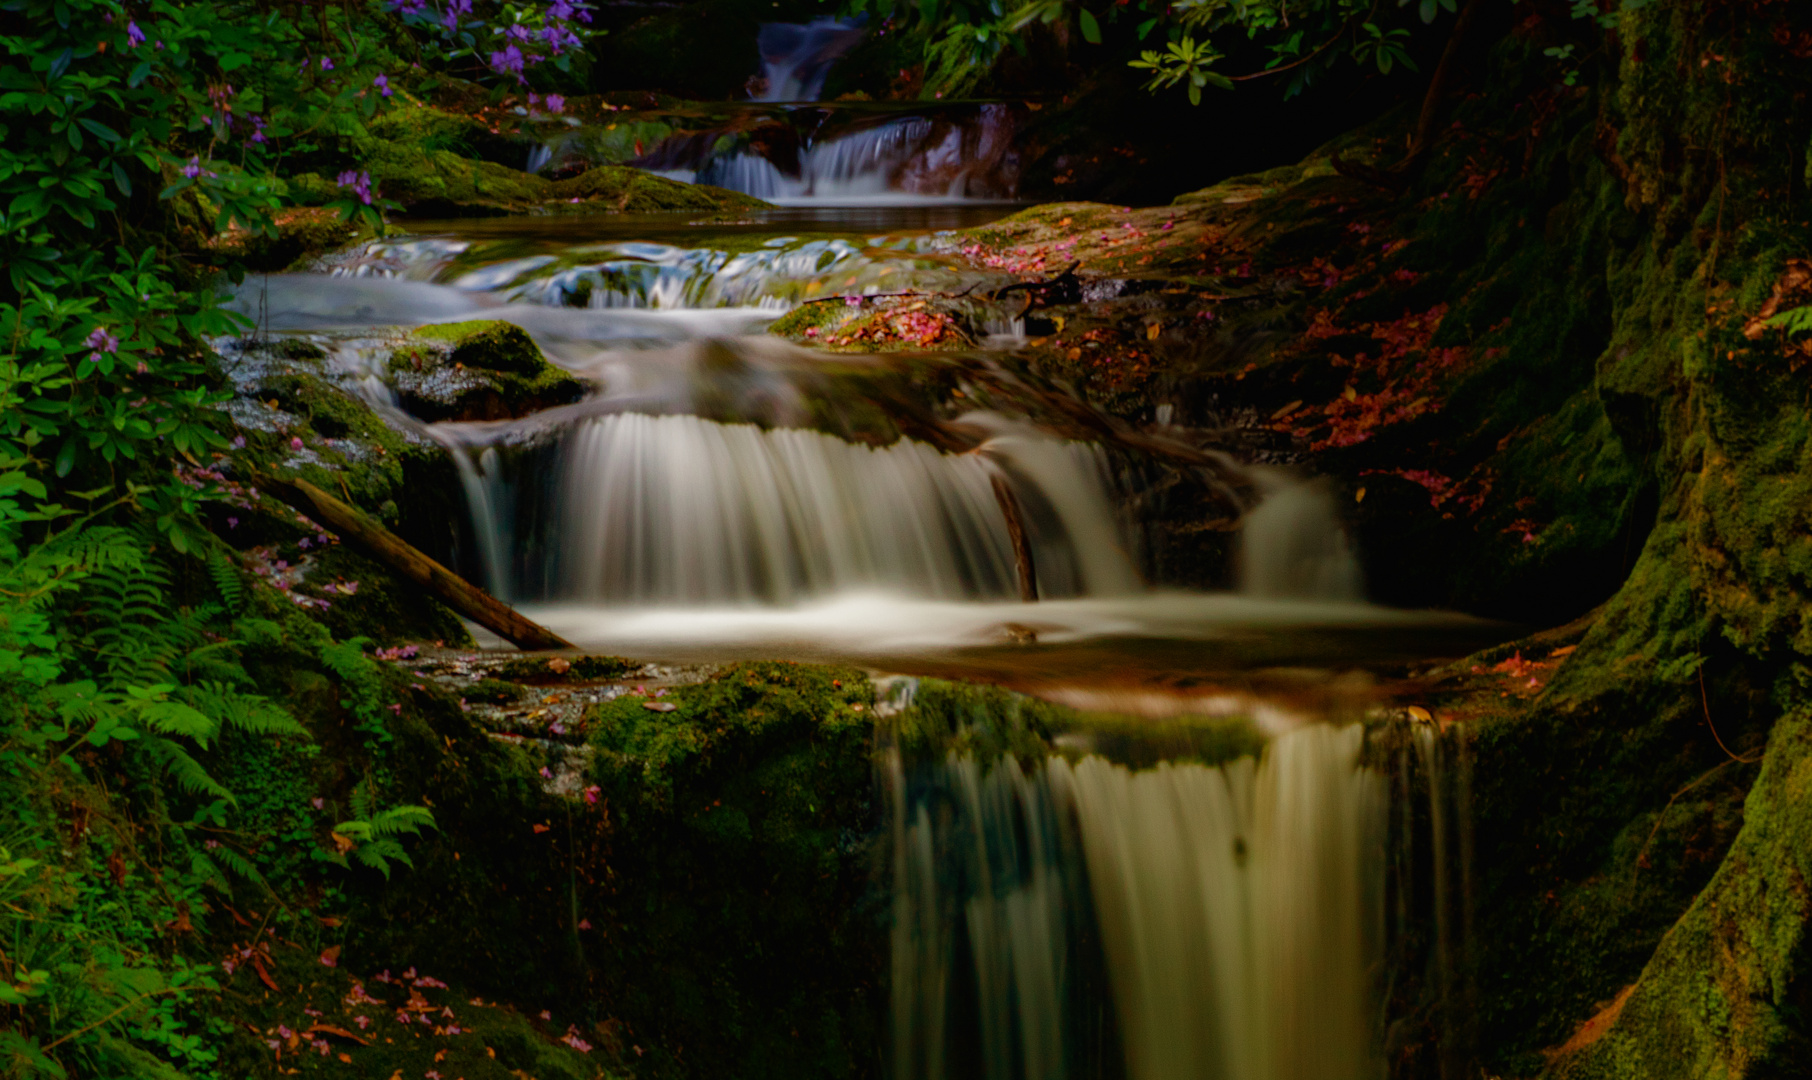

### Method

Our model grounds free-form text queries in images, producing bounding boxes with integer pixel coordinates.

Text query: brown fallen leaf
[1406,706,1433,723]
[546,657,572,674]
[532,823,552,834]
[304,1024,369,1046]
[1549,644,1578,658]
[250,953,281,992]
[642,701,678,713]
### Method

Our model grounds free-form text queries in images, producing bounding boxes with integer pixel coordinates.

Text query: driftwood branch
[989,474,1039,602]
[252,471,575,652]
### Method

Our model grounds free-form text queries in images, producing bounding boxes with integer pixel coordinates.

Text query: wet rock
[388,320,588,422]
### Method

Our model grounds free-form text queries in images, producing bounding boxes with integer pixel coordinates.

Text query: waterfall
[892,724,1386,1080]
[753,18,868,102]
[552,413,1135,606]
[1238,469,1364,601]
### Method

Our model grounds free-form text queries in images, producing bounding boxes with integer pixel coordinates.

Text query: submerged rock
[388,320,589,422]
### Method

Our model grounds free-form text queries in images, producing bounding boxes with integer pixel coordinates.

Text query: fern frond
[206,549,246,615]
[366,805,437,840]
[141,737,236,805]
[210,845,270,891]
[351,839,412,879]
[184,681,309,739]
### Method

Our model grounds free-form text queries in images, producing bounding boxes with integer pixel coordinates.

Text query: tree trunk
[253,471,575,652]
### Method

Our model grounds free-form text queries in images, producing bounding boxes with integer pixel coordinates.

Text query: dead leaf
[1270,400,1303,420]
[532,823,552,834]
[1355,487,1366,503]
[319,945,341,967]
[250,953,281,992]
[642,701,678,713]
[1548,644,1578,658]
[338,1053,352,1064]
[1406,706,1433,723]
[331,832,355,854]
[304,1024,369,1046]
[546,657,572,674]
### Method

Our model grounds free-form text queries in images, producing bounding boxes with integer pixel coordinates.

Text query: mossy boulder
[205,206,370,272]
[288,149,552,218]
[1549,707,1812,1080]
[388,320,588,422]
[543,164,766,213]
[582,661,883,1079]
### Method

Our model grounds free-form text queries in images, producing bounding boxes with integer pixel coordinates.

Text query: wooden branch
[252,470,574,651]
[989,474,1039,602]
[1330,0,1485,191]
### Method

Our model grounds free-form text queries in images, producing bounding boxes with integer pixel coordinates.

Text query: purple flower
[126,21,145,47]
[443,0,472,30]
[85,327,119,360]
[289,435,304,449]
[489,44,525,76]
[549,0,576,19]
[583,784,601,804]
[335,169,373,205]
[232,434,246,449]
[544,93,565,113]
[374,74,392,98]
[320,56,334,71]
[540,24,580,53]
[181,155,204,179]
[843,294,862,307]
[505,23,532,43]
[249,115,267,144]
[389,0,428,13]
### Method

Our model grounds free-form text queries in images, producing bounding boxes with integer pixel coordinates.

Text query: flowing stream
[231,198,1493,1079]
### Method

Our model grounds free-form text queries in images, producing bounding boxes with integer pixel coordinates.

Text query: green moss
[767,299,861,340]
[389,320,588,422]
[543,165,766,213]
[1554,708,1812,1079]
[491,654,635,683]
[581,661,882,1079]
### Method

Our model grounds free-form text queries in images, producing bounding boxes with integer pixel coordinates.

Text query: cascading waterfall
[1238,469,1365,601]
[892,724,1386,1080]
[552,412,1133,605]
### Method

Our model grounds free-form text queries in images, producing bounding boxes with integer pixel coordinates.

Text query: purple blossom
[320,56,334,71]
[374,74,392,98]
[488,44,526,76]
[249,115,267,144]
[181,155,204,179]
[335,169,373,205]
[540,24,581,53]
[843,294,862,307]
[443,0,472,31]
[85,327,119,361]
[289,435,304,449]
[505,23,533,43]
[126,21,145,47]
[544,93,565,113]
[388,0,428,13]
[549,0,576,18]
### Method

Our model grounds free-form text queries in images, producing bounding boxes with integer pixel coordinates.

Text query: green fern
[205,548,246,615]
[141,738,236,805]
[328,793,438,880]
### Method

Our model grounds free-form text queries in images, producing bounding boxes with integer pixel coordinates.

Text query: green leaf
[1078,7,1101,44]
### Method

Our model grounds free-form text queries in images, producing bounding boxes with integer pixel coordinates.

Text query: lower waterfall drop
[891,724,1386,1080]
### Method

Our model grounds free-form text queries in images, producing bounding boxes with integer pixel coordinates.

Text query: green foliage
[321,781,438,879]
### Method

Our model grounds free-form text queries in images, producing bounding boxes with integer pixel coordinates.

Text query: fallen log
[989,474,1039,602]
[251,470,574,651]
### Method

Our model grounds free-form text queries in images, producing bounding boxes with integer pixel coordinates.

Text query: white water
[1239,469,1364,602]
[550,412,1135,606]
[891,724,1387,1080]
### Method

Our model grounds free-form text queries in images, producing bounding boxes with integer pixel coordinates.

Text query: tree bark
[990,474,1039,602]
[1331,0,1486,189]
[253,471,575,652]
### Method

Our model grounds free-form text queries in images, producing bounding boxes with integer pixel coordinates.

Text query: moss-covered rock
[543,164,765,213]
[388,320,588,422]
[1552,707,1812,1079]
